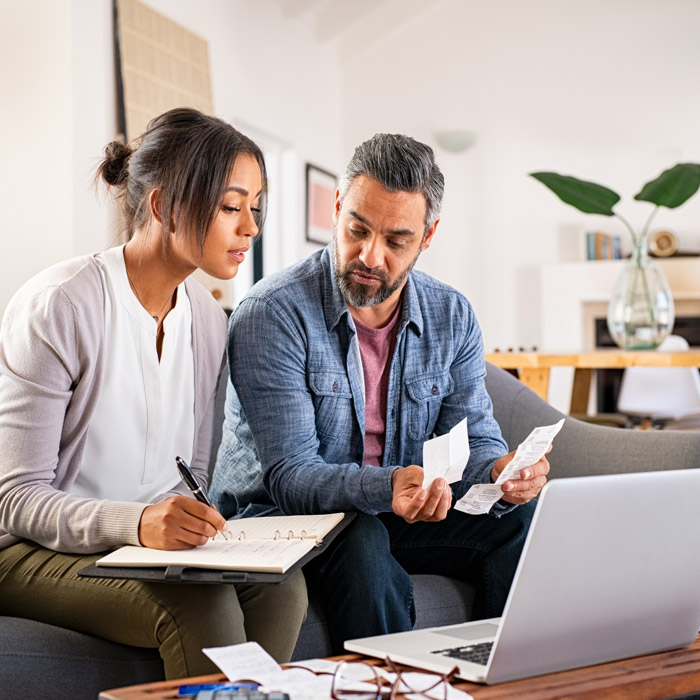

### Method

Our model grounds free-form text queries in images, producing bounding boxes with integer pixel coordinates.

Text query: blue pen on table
[175,455,231,540]
[177,680,259,696]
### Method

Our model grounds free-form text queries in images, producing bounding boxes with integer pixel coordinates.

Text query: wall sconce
[434,130,476,154]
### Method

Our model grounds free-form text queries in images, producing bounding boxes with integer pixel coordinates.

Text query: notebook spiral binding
[272,529,310,540]
[229,528,312,541]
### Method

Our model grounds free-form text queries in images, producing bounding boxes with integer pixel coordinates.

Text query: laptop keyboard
[431,641,494,666]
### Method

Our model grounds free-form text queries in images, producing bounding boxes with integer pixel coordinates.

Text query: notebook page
[226,512,344,541]
[97,537,316,573]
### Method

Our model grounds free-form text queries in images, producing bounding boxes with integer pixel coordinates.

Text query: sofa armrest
[485,362,700,479]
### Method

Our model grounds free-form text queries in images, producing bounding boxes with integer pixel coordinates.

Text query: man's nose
[359,237,384,269]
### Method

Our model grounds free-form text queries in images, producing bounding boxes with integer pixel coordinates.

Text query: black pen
[175,456,230,540]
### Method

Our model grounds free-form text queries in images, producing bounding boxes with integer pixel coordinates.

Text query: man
[211,134,549,654]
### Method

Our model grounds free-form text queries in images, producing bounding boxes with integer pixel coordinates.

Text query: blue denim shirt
[210,245,509,519]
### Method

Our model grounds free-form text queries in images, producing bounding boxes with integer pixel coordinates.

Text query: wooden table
[485,350,700,414]
[99,636,700,700]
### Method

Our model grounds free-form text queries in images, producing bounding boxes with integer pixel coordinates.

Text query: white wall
[1,0,75,306]
[340,0,700,352]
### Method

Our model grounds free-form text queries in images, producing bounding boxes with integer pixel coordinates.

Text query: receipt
[454,418,564,515]
[422,417,469,488]
[203,641,281,683]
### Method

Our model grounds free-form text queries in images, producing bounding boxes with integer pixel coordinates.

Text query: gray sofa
[2,362,700,699]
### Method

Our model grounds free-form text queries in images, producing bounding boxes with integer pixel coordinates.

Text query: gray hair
[338,133,444,230]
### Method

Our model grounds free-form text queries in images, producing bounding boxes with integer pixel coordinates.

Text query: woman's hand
[138,495,228,550]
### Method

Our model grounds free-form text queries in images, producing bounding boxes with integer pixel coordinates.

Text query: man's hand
[138,495,228,550]
[490,446,551,505]
[392,465,451,524]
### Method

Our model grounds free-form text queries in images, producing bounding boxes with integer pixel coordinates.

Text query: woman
[0,108,307,678]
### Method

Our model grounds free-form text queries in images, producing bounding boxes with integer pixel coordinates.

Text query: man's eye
[349,228,367,237]
[388,239,405,249]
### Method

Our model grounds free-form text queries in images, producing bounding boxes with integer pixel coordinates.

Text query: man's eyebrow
[349,209,417,237]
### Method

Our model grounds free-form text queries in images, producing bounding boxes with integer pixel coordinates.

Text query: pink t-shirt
[353,305,402,467]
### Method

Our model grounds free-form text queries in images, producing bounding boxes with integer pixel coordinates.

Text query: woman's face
[175,153,263,280]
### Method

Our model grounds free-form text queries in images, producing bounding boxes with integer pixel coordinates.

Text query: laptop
[345,469,700,684]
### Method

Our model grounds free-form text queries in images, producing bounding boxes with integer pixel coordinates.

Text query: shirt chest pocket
[405,372,454,441]
[308,370,354,439]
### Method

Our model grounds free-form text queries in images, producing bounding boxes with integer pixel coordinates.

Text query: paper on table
[422,417,469,489]
[259,667,332,698]
[285,657,340,674]
[454,418,564,516]
[202,641,281,684]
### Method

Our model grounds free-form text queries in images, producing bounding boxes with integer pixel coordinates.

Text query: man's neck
[348,288,403,329]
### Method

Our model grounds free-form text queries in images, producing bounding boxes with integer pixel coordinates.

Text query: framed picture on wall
[305,163,337,246]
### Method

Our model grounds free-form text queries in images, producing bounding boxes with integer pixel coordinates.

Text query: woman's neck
[123,231,188,316]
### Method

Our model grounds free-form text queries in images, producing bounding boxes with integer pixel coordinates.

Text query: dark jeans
[304,501,536,655]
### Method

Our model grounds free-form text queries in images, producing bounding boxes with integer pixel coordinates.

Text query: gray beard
[336,267,404,307]
[334,252,419,308]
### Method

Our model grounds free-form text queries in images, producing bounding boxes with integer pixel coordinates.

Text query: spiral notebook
[80,512,351,584]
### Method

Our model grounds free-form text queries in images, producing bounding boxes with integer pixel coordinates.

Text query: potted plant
[531,164,700,349]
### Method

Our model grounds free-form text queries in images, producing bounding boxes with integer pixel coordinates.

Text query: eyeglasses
[330,657,458,700]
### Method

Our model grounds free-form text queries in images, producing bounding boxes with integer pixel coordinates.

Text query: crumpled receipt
[454,418,564,515]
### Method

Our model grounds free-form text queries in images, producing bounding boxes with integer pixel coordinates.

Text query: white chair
[616,335,700,428]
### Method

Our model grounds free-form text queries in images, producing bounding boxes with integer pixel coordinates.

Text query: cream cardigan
[0,254,227,553]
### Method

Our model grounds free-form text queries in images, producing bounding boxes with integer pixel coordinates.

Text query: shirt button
[431,385,438,395]
[333,382,339,392]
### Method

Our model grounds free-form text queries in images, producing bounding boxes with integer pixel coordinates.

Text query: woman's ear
[148,188,175,232]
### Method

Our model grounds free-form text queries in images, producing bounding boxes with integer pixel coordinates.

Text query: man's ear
[332,187,341,226]
[421,218,440,252]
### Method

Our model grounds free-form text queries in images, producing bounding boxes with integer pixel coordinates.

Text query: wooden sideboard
[485,351,700,414]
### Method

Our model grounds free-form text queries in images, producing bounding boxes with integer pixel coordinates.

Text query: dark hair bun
[99,140,132,186]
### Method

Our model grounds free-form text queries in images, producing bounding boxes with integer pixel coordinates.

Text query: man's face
[332,176,438,309]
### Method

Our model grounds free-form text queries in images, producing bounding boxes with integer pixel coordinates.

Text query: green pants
[0,541,308,679]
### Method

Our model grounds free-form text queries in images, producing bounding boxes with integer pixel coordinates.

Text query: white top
[70,245,195,502]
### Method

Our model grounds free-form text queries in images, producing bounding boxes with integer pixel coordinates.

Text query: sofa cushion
[0,616,163,700]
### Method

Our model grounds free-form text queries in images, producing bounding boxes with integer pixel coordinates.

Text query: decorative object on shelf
[606,236,674,350]
[530,163,700,350]
[305,163,337,246]
[648,230,679,257]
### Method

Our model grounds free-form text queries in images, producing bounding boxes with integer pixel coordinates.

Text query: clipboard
[78,512,355,585]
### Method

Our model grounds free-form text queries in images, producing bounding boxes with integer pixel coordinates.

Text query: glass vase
[606,235,675,350]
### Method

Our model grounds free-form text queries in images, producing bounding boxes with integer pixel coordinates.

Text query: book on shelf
[80,512,351,584]
[586,231,622,260]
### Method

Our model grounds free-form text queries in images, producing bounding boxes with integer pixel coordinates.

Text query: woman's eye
[223,205,240,213]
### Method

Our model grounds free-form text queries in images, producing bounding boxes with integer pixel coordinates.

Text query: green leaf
[530,172,620,216]
[634,163,700,209]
